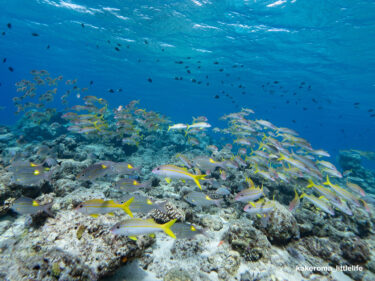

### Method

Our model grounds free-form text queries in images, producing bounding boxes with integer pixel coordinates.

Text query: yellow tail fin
[307,179,315,188]
[277,153,286,161]
[323,175,331,186]
[162,219,177,239]
[121,197,134,218]
[300,193,306,199]
[193,175,206,190]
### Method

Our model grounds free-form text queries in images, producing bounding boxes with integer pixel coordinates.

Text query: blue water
[1,0,375,161]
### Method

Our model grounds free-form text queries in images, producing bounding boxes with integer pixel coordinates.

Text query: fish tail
[277,153,285,161]
[121,197,134,217]
[306,179,315,188]
[300,193,306,199]
[162,219,177,239]
[43,203,54,217]
[323,175,330,186]
[193,175,206,190]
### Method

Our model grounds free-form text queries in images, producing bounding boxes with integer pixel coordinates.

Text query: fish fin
[146,218,156,223]
[319,196,326,200]
[300,193,306,199]
[256,214,262,218]
[323,175,330,186]
[307,179,315,188]
[294,188,299,198]
[277,154,285,161]
[149,234,155,238]
[250,202,256,207]
[165,177,171,184]
[181,179,186,183]
[162,219,177,239]
[108,212,114,216]
[90,214,99,218]
[128,236,137,241]
[193,174,206,190]
[121,197,134,218]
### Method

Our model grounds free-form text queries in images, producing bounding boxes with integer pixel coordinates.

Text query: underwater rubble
[0,72,375,280]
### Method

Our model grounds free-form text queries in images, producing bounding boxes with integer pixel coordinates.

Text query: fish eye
[116,225,120,229]
[79,204,83,208]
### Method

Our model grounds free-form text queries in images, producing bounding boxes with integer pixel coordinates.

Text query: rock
[340,237,370,264]
[164,267,192,281]
[225,219,271,261]
[254,201,299,244]
[201,250,241,280]
[199,215,223,231]
[150,202,185,224]
[0,210,153,280]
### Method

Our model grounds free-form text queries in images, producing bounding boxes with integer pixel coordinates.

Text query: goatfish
[11,196,53,216]
[244,198,275,215]
[114,178,151,192]
[176,154,193,169]
[122,194,166,214]
[346,182,366,197]
[186,122,211,130]
[152,165,206,190]
[193,156,226,172]
[75,197,134,218]
[288,189,300,213]
[184,191,221,207]
[110,218,177,240]
[306,179,341,203]
[168,123,187,131]
[77,163,112,181]
[171,223,206,239]
[300,193,335,215]
[324,176,360,207]
[235,185,263,202]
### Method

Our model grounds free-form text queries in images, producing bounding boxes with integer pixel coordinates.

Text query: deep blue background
[0,0,374,164]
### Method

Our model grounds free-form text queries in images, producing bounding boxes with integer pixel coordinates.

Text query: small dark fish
[147,78,152,83]
[174,77,179,80]
[90,80,94,85]
[187,70,191,74]
[354,102,360,105]
[118,88,122,92]
[175,61,183,64]
[219,68,223,72]
[213,61,219,64]
[274,81,279,84]
[2,58,6,63]
[192,79,196,83]
[115,47,120,51]
[117,43,121,47]
[1,32,5,36]
[31,33,39,37]
[8,66,14,72]
[214,95,219,99]
[144,40,148,44]
[292,120,296,123]
[7,23,11,29]
[108,89,115,93]
[46,45,50,49]
[81,23,85,28]
[368,109,373,112]
[370,114,375,117]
